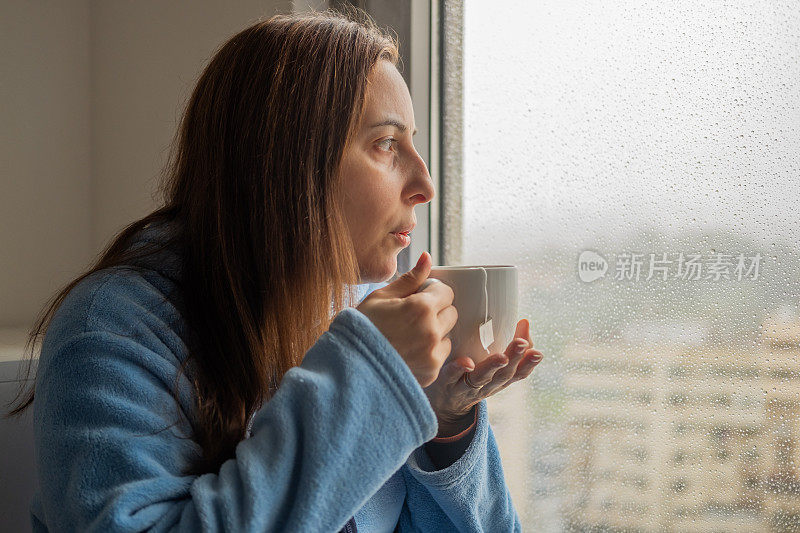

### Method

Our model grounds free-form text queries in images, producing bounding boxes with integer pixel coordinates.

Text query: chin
[359,253,398,284]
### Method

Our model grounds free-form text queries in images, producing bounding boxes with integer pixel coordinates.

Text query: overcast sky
[461,0,800,262]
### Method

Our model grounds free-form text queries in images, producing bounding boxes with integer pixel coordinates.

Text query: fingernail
[514,341,527,355]
[496,356,509,367]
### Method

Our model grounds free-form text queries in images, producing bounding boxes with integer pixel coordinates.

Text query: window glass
[456,1,800,530]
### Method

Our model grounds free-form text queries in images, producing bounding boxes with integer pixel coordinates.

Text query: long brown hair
[4,7,400,476]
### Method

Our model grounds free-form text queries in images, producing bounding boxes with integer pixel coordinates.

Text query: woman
[6,9,544,532]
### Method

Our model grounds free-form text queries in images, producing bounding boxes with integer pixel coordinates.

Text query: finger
[503,322,530,357]
[416,278,440,293]
[408,279,454,313]
[380,252,431,298]
[507,350,544,384]
[483,348,543,395]
[429,280,455,309]
[463,352,508,388]
[514,318,532,349]
[438,356,475,386]
[437,305,458,337]
[505,337,529,359]
[522,348,544,367]
[433,336,453,368]
[490,338,530,384]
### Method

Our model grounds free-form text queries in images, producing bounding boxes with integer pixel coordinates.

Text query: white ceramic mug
[418,265,518,365]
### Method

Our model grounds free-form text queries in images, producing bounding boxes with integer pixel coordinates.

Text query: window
[671,479,687,494]
[438,0,800,530]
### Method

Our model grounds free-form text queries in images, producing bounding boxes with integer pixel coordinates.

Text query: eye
[377,138,397,152]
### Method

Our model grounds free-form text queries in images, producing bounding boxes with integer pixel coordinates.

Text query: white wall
[0,1,93,327]
[0,0,292,329]
[90,0,293,251]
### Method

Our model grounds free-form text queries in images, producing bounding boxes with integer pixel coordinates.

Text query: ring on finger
[463,372,482,389]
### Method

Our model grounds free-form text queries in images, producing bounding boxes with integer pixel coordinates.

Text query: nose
[406,147,435,205]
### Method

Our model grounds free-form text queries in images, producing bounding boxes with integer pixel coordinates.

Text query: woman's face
[338,60,435,283]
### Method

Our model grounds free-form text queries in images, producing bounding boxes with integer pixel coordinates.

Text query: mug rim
[431,265,516,270]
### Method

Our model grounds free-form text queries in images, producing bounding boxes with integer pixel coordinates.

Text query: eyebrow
[370,119,418,136]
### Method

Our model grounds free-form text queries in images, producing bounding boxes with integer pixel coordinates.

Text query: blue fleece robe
[29,221,522,532]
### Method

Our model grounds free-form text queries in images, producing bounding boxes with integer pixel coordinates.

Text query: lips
[391,231,411,247]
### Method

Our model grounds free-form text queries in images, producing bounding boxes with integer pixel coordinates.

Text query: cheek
[351,201,388,245]
[338,153,396,252]
[347,181,393,235]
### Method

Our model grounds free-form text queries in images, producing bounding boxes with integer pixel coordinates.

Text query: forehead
[360,60,413,125]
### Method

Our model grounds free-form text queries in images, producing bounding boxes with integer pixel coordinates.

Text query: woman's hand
[423,318,544,437]
[357,252,458,388]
